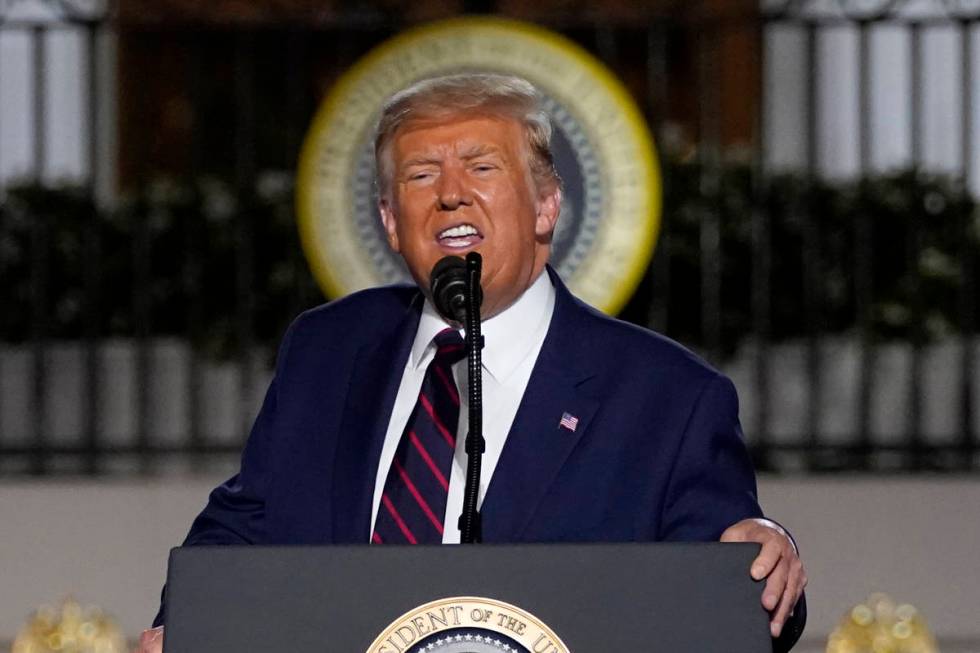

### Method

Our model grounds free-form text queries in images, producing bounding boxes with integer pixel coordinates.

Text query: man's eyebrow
[459,144,502,160]
[400,156,441,168]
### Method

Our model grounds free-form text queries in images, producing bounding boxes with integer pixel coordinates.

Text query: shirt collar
[411,271,556,382]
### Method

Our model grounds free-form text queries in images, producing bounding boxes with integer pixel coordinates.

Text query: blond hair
[374,73,560,198]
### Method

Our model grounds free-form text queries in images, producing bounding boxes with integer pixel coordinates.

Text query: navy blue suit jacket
[160,268,805,649]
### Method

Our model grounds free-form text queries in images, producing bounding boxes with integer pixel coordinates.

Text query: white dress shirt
[370,271,556,543]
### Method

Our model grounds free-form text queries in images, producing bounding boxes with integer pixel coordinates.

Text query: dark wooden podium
[163,542,771,652]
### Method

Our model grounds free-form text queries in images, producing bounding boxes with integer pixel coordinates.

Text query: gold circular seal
[296,16,661,315]
[367,596,569,653]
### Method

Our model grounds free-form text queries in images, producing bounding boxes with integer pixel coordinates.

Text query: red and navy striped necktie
[373,328,466,544]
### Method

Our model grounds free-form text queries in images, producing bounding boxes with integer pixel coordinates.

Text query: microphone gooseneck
[428,253,485,544]
[458,252,484,544]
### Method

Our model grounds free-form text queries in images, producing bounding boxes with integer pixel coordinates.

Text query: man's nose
[436,170,472,210]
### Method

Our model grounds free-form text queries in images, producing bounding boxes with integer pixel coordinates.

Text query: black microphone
[430,252,486,543]
[430,256,470,323]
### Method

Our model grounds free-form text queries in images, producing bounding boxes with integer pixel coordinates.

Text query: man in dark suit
[141,73,806,652]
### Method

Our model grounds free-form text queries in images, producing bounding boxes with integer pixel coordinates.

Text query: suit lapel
[330,295,422,543]
[481,270,601,541]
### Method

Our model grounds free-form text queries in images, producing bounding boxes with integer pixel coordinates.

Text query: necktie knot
[433,328,466,364]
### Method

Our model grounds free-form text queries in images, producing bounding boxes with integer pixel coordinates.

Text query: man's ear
[534,184,561,239]
[379,199,401,253]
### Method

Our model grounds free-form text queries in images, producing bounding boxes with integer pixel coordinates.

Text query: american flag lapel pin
[559,412,579,432]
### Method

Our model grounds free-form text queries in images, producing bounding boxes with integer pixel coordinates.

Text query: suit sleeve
[658,374,806,652]
[151,317,298,627]
[659,374,762,541]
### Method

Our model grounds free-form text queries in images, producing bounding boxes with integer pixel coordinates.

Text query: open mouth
[436,223,484,250]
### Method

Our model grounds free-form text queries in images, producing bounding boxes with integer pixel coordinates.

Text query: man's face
[378,114,560,319]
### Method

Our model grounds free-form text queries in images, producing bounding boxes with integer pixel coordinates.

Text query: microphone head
[430,256,468,322]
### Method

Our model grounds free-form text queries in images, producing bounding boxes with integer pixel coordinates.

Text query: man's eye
[408,172,432,181]
[473,164,497,172]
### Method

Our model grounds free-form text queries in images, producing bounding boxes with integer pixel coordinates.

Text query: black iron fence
[0,0,978,475]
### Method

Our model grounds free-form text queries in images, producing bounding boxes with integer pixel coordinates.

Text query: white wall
[764,0,980,191]
[0,0,116,201]
[0,476,978,651]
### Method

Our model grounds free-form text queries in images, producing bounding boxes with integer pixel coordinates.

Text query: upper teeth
[439,225,478,239]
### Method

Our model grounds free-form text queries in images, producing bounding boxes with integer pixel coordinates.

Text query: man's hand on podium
[720,518,807,639]
[135,626,164,653]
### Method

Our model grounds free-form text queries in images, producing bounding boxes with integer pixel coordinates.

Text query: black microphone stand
[458,252,485,544]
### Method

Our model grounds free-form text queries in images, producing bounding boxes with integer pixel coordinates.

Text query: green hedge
[1,164,978,359]
[0,173,312,359]
[629,163,979,352]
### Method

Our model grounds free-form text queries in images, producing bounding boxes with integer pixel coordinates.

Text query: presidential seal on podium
[368,597,568,653]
